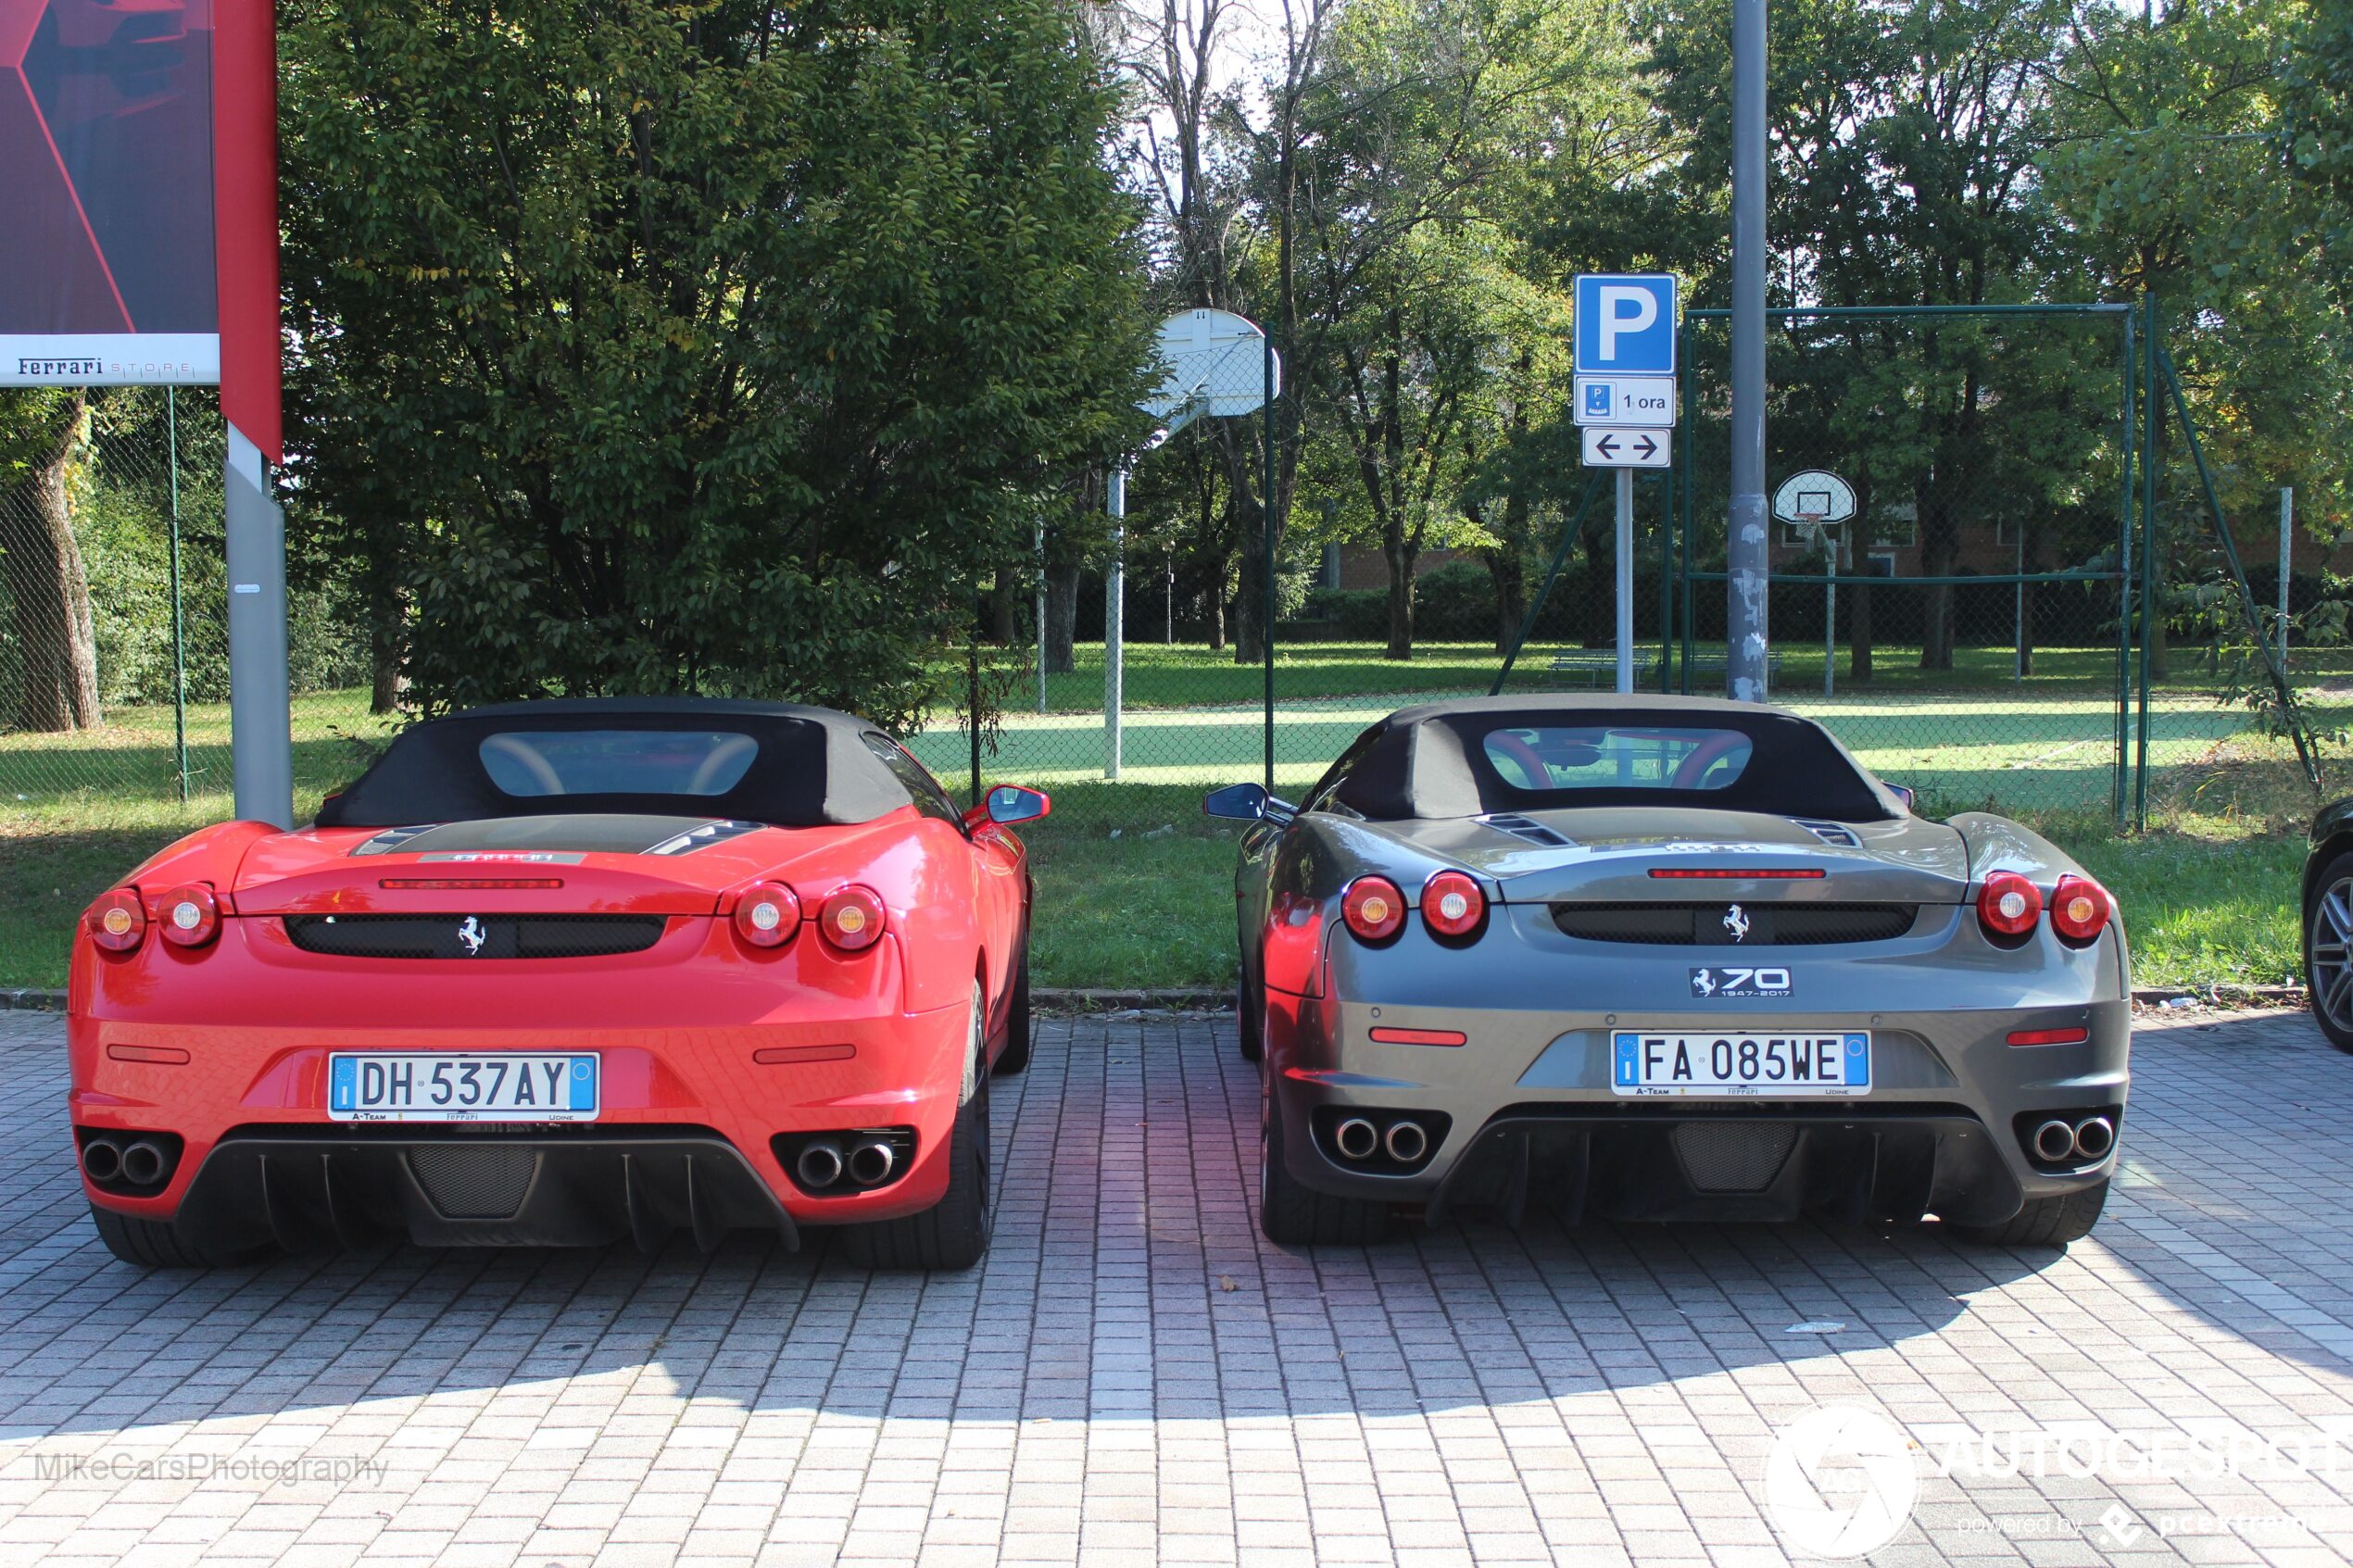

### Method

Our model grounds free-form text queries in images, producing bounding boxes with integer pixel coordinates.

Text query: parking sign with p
[1574,274,1678,377]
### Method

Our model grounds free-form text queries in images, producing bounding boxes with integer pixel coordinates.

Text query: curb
[3,984,2307,1017]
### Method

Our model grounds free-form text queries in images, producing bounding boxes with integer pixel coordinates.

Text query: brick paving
[0,1007,2349,1565]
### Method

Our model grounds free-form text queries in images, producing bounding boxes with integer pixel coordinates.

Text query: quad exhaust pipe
[1331,1116,1432,1166]
[846,1139,897,1186]
[2028,1114,2117,1165]
[81,1136,122,1185]
[1383,1121,1428,1164]
[119,1139,168,1186]
[2031,1119,2077,1163]
[797,1140,845,1190]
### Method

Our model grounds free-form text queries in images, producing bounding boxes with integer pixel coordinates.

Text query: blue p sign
[1575,274,1678,376]
[1583,382,1612,418]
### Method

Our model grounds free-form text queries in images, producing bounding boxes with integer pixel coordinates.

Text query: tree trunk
[370,626,405,714]
[1382,533,1416,659]
[0,395,101,732]
[1043,564,1079,675]
[1918,488,1959,671]
[1487,546,1526,656]
[988,575,1018,646]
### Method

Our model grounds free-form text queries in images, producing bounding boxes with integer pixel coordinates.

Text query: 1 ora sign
[1764,1403,1918,1558]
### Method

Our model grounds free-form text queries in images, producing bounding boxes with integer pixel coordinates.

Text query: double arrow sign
[1581,429,1667,467]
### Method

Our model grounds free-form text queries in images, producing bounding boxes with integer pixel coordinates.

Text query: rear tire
[841,985,993,1270]
[1257,1062,1385,1246]
[992,942,1032,1076]
[1953,1179,2108,1248]
[2304,853,2353,1053]
[1236,975,1263,1063]
[89,1203,254,1269]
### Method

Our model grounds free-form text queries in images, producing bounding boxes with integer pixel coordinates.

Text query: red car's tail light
[157,884,220,948]
[1340,876,1405,942]
[819,885,887,952]
[1421,871,1485,939]
[734,881,803,949]
[1976,872,2042,943]
[85,889,145,953]
[2050,874,2112,945]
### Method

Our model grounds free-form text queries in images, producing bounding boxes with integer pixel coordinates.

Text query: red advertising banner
[1,0,277,456]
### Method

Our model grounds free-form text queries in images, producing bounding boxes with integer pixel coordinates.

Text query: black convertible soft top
[1329,695,1900,822]
[315,697,919,829]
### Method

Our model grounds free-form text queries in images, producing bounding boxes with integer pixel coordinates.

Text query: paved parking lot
[2,1007,2351,1566]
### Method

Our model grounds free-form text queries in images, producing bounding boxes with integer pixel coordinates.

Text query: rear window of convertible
[1480,725,1753,793]
[479,731,759,797]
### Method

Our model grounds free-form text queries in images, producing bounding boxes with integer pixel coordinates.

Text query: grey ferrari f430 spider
[1206,696,2127,1249]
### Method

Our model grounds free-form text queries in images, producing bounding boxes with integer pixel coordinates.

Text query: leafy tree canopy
[280,0,1154,730]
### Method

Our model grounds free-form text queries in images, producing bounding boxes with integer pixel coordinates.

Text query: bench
[1545,649,1662,688]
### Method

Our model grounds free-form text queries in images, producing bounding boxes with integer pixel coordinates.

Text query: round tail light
[1340,876,1405,942]
[1421,871,1486,939]
[85,889,145,953]
[2050,873,2112,945]
[157,884,220,948]
[733,881,802,949]
[1976,871,2043,943]
[820,885,887,952]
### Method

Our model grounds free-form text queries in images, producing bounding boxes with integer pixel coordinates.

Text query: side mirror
[1202,783,1269,821]
[968,785,1051,830]
[1884,784,1915,813]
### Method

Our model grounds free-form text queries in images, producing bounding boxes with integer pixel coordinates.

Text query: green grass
[0,656,2334,992]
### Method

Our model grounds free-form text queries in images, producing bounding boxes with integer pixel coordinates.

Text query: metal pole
[1167,551,1176,644]
[1104,467,1125,780]
[2114,307,2134,830]
[1035,518,1047,714]
[1726,0,1769,702]
[1264,330,1277,794]
[224,428,292,828]
[2014,532,2024,684]
[167,388,188,804]
[968,638,983,808]
[1823,539,1835,699]
[2280,486,2293,667]
[1615,468,1634,692]
[2135,295,2158,829]
[1656,470,1673,693]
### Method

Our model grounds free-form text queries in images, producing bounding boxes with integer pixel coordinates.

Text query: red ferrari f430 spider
[69,698,1045,1271]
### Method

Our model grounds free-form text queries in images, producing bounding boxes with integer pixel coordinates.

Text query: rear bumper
[170,1128,799,1252]
[68,922,975,1245]
[1270,910,2131,1226]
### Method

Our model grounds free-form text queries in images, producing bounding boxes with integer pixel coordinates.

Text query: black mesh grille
[1549,902,1919,946]
[406,1147,541,1218]
[283,913,670,960]
[1671,1124,1798,1191]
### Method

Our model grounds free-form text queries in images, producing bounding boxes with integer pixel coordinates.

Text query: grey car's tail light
[1420,871,1485,940]
[1341,876,1405,942]
[1976,872,2043,944]
[2050,874,2113,946]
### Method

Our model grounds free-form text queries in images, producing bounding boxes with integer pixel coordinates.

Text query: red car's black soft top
[315,697,921,830]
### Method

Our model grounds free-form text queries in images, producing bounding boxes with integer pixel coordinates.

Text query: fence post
[2280,487,2293,668]
[2135,294,2158,829]
[1655,468,1673,693]
[1263,329,1277,794]
[168,388,189,804]
[968,637,983,808]
[2113,307,2134,831]
[1104,466,1125,781]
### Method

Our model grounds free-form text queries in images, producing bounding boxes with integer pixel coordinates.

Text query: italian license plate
[328,1053,599,1121]
[1612,1032,1869,1097]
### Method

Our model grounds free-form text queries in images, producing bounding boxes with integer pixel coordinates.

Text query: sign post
[1575,275,1679,693]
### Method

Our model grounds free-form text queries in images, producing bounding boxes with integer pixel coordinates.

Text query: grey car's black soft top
[315,696,917,829]
[1330,694,1899,823]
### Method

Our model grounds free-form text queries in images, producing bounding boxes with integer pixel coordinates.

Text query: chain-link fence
[0,387,379,835]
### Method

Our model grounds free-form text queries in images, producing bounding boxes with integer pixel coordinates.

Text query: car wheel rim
[2315,879,2353,1029]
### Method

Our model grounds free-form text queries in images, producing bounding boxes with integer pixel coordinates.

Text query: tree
[280,0,1152,730]
[0,391,102,732]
